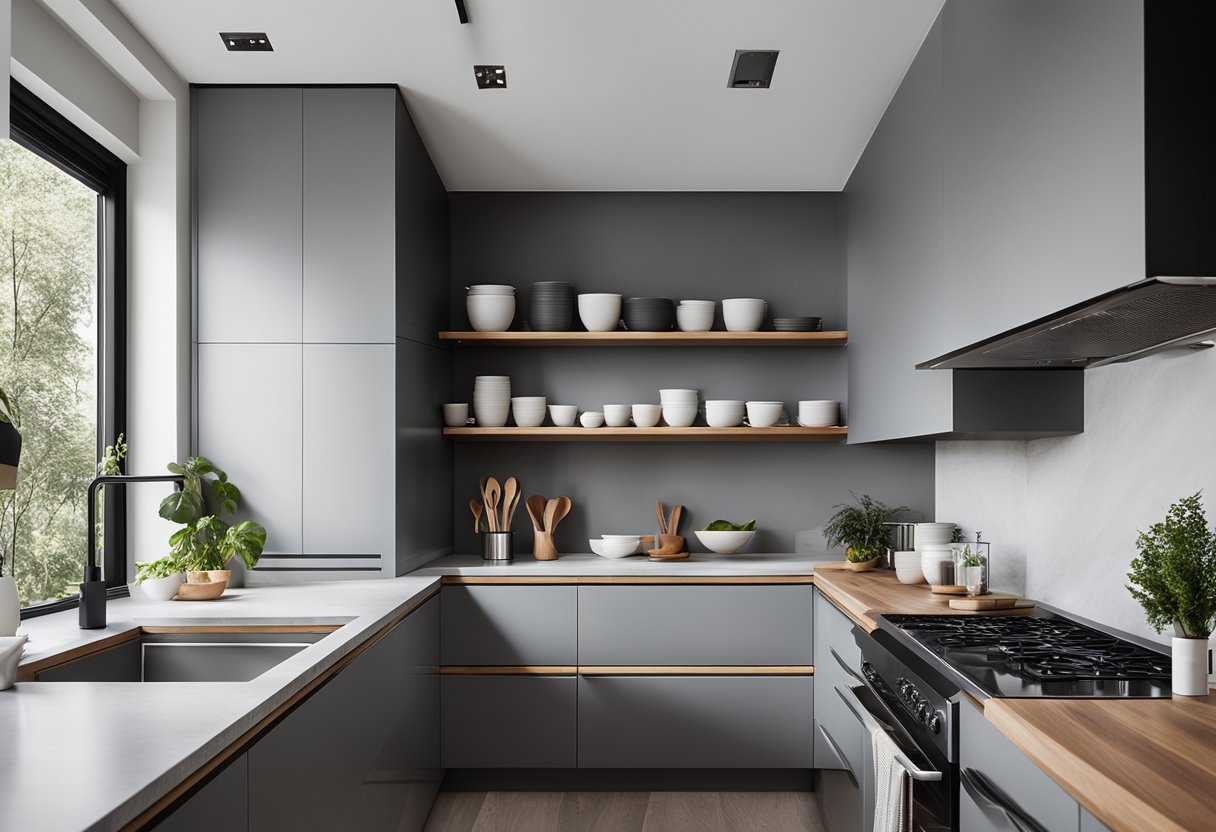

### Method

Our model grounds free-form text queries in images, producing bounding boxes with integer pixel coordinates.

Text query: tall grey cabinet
[193,85,451,580]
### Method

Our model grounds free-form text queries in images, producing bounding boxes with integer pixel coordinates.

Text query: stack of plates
[915,522,955,547]
[529,282,574,331]
[473,376,511,427]
[623,297,675,332]
[660,388,699,427]
[797,400,840,427]
[772,316,822,332]
[676,300,715,332]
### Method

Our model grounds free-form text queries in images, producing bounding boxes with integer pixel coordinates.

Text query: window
[1,80,126,613]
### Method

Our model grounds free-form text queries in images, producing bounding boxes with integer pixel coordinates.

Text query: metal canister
[482,531,514,562]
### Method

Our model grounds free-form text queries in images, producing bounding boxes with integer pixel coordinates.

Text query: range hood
[920,3,1216,371]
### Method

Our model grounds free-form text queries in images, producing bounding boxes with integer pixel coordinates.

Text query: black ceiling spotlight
[455,0,469,24]
[728,50,779,88]
[474,65,506,89]
[220,32,273,52]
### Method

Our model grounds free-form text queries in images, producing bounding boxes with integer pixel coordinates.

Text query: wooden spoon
[667,504,683,537]
[545,496,572,535]
[506,488,523,532]
[501,477,519,531]
[526,495,548,532]
[484,477,501,532]
[655,499,668,535]
[469,499,483,534]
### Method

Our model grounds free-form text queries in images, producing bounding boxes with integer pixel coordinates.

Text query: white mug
[443,403,470,427]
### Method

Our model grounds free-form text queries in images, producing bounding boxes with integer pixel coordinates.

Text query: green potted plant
[158,457,266,600]
[1128,492,1216,696]
[823,493,907,572]
[133,553,187,601]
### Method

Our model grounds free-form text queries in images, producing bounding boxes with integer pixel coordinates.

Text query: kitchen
[0,1,1213,831]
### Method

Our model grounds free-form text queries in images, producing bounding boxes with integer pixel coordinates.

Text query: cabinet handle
[834,684,942,782]
[815,722,858,787]
[960,767,1048,832]
[830,646,863,683]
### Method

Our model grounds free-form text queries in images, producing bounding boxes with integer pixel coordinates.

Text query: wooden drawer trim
[441,666,577,675]
[441,575,813,586]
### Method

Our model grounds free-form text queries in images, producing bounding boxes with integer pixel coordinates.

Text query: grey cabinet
[577,675,814,768]
[1080,808,1112,832]
[814,589,868,832]
[197,344,304,555]
[441,675,577,767]
[157,755,249,832]
[195,87,303,344]
[577,586,813,666]
[249,598,438,832]
[959,696,1080,832]
[440,586,577,666]
[302,88,397,344]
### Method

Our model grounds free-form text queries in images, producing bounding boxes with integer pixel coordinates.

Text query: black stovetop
[881,610,1173,698]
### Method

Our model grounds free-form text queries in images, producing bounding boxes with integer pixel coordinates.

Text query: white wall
[937,347,1216,645]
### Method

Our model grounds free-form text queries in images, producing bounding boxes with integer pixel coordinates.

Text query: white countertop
[413,552,820,577]
[1,576,440,832]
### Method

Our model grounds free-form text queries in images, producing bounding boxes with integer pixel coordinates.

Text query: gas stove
[879,607,1172,699]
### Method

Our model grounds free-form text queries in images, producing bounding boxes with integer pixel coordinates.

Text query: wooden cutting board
[949,592,1036,611]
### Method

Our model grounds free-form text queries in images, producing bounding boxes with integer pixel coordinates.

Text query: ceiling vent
[729,50,778,88]
[220,33,273,52]
[474,65,506,89]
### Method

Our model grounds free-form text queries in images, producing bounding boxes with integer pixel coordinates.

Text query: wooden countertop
[812,562,1216,832]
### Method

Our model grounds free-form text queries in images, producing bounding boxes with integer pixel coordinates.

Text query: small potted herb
[134,554,187,601]
[1127,492,1216,696]
[823,493,907,572]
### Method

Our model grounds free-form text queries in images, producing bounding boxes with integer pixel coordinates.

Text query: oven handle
[815,722,858,787]
[834,684,943,782]
[960,768,1048,832]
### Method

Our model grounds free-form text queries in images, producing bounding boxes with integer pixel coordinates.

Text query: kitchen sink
[31,618,354,683]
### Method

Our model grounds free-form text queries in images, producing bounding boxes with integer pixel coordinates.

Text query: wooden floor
[423,791,825,832]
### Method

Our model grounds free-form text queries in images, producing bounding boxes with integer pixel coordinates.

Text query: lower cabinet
[441,675,577,768]
[577,675,814,768]
[155,755,249,832]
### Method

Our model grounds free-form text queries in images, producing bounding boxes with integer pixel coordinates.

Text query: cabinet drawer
[960,698,1079,832]
[577,675,814,768]
[814,588,862,679]
[441,586,577,665]
[577,586,813,666]
[441,675,576,768]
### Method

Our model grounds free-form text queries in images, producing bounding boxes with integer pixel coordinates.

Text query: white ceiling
[110,0,943,191]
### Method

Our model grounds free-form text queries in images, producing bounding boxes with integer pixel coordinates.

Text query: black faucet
[80,474,185,630]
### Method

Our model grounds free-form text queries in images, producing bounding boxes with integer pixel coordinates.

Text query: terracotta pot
[845,558,879,572]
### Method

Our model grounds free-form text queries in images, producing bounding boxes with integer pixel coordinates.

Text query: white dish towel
[872,726,912,832]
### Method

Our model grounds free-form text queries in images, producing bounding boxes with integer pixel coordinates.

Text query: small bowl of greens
[694,519,757,554]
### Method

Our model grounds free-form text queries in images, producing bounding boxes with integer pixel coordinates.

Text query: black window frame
[9,79,129,618]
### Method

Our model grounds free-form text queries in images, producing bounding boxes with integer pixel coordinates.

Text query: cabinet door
[813,590,865,776]
[1080,808,1112,832]
[441,675,577,768]
[302,344,394,563]
[441,586,577,666]
[157,755,248,832]
[197,344,303,555]
[195,87,302,343]
[302,88,397,344]
[578,586,813,666]
[577,675,814,768]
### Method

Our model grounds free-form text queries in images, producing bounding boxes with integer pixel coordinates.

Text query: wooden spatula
[483,477,501,532]
[656,499,668,535]
[526,494,548,533]
[501,476,519,531]
[469,499,483,534]
[667,504,683,537]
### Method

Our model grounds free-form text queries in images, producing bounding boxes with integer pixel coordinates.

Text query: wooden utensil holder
[534,530,559,560]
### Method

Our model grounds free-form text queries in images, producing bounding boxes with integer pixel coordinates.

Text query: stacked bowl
[916,522,957,585]
[676,300,716,332]
[623,297,675,332]
[466,285,516,332]
[660,388,699,427]
[578,294,622,332]
[473,376,511,427]
[798,400,841,427]
[510,396,547,427]
[722,298,767,332]
[893,551,925,584]
[529,282,574,331]
[705,399,745,427]
[773,316,822,332]
[746,401,784,428]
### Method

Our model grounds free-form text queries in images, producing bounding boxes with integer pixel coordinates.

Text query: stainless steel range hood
[918,277,1216,369]
[921,3,1216,372]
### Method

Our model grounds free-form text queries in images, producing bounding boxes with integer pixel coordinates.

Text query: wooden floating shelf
[443,426,847,443]
[438,331,847,348]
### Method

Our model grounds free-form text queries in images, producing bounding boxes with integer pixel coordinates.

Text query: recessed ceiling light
[220,32,273,52]
[728,50,778,88]
[474,65,506,89]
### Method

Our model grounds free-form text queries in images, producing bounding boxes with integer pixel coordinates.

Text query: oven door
[835,680,954,832]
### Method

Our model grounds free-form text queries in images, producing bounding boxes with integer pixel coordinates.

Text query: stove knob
[928,713,942,734]
[917,703,930,720]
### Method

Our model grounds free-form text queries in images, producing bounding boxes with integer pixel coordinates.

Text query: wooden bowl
[844,558,879,572]
[175,570,231,601]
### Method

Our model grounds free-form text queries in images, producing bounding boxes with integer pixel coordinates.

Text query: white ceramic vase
[0,575,19,637]
[1172,636,1211,696]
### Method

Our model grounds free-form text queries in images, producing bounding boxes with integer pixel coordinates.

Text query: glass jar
[952,543,988,596]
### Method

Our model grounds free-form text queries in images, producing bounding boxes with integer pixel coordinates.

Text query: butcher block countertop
[812,562,1216,832]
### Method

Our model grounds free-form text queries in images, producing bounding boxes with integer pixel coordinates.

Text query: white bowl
[467,284,516,295]
[662,404,698,427]
[603,404,632,427]
[600,538,640,557]
[602,534,641,542]
[139,572,185,601]
[676,306,715,332]
[511,396,547,427]
[678,299,715,306]
[590,539,635,559]
[896,567,927,585]
[578,294,622,332]
[695,530,756,554]
[632,404,662,428]
[798,400,841,427]
[467,294,516,332]
[548,404,578,427]
[722,298,767,332]
[580,411,605,428]
[921,551,954,584]
[746,401,784,428]
[659,389,699,404]
[705,407,744,428]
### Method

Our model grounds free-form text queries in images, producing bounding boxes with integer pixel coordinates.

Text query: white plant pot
[0,576,19,637]
[139,572,185,602]
[1172,636,1211,697]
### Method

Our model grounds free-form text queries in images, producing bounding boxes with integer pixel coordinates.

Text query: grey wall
[449,192,934,554]
[846,0,1145,442]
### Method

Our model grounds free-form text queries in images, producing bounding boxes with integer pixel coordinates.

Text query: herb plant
[134,554,185,585]
[823,493,907,563]
[158,457,267,573]
[702,518,757,532]
[1127,492,1216,639]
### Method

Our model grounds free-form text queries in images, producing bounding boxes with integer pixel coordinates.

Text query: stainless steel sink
[32,618,354,683]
